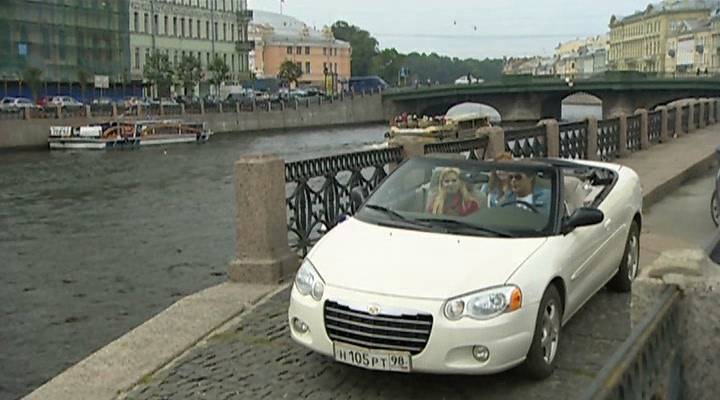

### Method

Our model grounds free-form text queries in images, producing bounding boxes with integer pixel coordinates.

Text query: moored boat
[387,112,492,146]
[48,120,212,150]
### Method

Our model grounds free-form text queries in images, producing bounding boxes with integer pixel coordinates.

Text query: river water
[0,104,601,400]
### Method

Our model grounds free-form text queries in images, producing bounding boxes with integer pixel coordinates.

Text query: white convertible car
[288,156,642,379]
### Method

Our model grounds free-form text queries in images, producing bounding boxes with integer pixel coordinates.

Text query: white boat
[387,112,492,146]
[48,120,212,150]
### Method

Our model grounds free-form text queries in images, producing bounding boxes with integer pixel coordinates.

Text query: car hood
[308,218,547,300]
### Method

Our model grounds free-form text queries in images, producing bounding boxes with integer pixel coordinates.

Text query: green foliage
[278,60,303,84]
[143,51,174,94]
[208,55,230,88]
[332,21,378,77]
[22,67,42,101]
[331,20,504,85]
[175,54,203,96]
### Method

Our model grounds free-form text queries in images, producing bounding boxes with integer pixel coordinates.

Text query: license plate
[333,342,412,372]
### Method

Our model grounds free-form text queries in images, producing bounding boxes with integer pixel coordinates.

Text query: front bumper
[288,284,538,374]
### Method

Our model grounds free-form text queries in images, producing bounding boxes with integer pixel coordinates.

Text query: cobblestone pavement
[126,286,631,400]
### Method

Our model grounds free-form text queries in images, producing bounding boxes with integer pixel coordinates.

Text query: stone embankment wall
[0,94,385,150]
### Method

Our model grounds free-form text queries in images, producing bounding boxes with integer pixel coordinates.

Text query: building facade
[0,0,131,97]
[554,35,609,77]
[129,0,253,96]
[249,10,351,88]
[608,0,714,72]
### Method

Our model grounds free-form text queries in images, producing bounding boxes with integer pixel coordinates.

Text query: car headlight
[294,259,325,301]
[443,285,522,321]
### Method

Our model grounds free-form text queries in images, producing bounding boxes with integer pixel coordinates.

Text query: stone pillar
[318,96,323,106]
[538,119,560,158]
[236,102,240,114]
[267,101,272,111]
[56,105,62,119]
[688,101,696,133]
[218,102,223,113]
[658,106,669,142]
[710,100,717,125]
[294,98,299,110]
[200,100,205,115]
[137,103,144,118]
[228,155,299,283]
[477,126,506,160]
[675,104,684,136]
[85,105,92,118]
[112,104,118,118]
[616,113,630,158]
[159,102,164,116]
[251,99,256,112]
[586,116,599,161]
[635,109,649,150]
[280,100,285,111]
[23,107,32,120]
[698,101,707,129]
[180,104,186,115]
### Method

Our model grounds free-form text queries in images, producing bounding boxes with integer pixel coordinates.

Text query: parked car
[36,96,53,109]
[91,97,116,106]
[288,156,642,379]
[50,96,83,109]
[0,97,37,112]
[122,97,150,108]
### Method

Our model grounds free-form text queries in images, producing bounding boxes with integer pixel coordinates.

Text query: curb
[641,152,717,210]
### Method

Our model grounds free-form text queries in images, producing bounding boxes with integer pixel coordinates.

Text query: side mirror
[351,187,366,211]
[562,207,604,234]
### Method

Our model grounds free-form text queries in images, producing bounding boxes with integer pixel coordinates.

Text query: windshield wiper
[415,218,515,238]
[363,204,439,230]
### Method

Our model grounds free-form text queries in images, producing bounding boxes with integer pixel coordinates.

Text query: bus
[348,76,389,93]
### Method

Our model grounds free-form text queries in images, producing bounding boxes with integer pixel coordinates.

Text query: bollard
[228,155,299,283]
[200,100,205,115]
[616,113,630,158]
[180,103,186,115]
[218,102,223,113]
[585,116,599,160]
[280,100,285,111]
[251,99,256,112]
[538,119,560,158]
[23,107,32,120]
[688,101,696,133]
[159,102,164,116]
[658,106,669,142]
[675,104,683,136]
[236,101,240,114]
[56,105,62,119]
[635,109,649,149]
[294,98,298,110]
[267,101,271,111]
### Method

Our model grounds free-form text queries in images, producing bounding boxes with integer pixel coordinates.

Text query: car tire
[711,190,719,227]
[607,221,640,293]
[522,284,562,380]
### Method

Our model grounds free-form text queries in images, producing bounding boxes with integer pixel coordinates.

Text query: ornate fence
[285,147,404,255]
[648,110,662,143]
[91,105,114,117]
[424,136,489,159]
[581,286,682,400]
[504,125,547,158]
[681,105,690,132]
[626,114,642,152]
[559,121,588,159]
[667,108,677,137]
[597,118,621,161]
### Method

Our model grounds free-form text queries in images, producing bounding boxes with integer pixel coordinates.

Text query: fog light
[472,345,490,362]
[292,317,309,334]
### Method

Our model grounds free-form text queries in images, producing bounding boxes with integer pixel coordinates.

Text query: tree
[22,67,43,101]
[77,69,89,101]
[278,60,303,86]
[143,51,174,97]
[175,54,202,97]
[332,21,379,76]
[208,55,230,90]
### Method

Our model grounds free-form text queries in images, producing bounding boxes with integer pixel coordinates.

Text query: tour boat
[48,120,212,150]
[387,112,492,145]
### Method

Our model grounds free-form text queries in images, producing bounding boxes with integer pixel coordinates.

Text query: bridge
[381,73,720,121]
[26,98,720,400]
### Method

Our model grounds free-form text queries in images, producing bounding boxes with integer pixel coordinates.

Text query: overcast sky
[248,0,652,58]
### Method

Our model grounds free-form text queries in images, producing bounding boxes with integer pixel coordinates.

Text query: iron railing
[581,286,682,400]
[559,121,588,159]
[626,114,642,152]
[505,125,547,158]
[0,110,24,120]
[667,108,677,136]
[285,147,404,255]
[681,105,690,132]
[648,110,662,143]
[597,118,620,161]
[424,136,489,159]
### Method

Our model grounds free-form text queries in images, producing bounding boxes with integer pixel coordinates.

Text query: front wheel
[711,190,719,227]
[607,221,640,293]
[522,285,562,379]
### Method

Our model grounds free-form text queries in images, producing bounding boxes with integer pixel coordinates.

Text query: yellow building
[249,11,351,88]
[608,0,713,72]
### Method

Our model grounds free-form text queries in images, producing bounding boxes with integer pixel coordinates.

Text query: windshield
[355,157,557,237]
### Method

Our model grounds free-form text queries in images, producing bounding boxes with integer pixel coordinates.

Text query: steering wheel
[500,200,540,214]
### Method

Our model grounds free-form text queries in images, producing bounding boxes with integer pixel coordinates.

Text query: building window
[232,54,235,72]
[231,24,234,41]
[334,62,338,72]
[164,16,169,35]
[287,46,292,54]
[133,12,139,32]
[206,21,210,39]
[305,61,311,73]
[207,52,210,65]
[181,18,185,37]
[334,48,337,56]
[197,20,201,38]
[144,13,149,33]
[154,14,158,34]
[174,17,178,36]
[296,61,301,70]
[323,47,327,55]
[223,23,227,41]
[134,47,140,68]
[305,46,310,55]
[323,62,327,72]
[214,22,218,40]
[296,46,301,54]
[189,19,193,37]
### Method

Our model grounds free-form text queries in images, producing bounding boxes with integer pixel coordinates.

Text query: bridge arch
[560,92,603,122]
[446,102,502,123]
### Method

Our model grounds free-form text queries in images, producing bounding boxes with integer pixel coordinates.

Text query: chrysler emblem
[368,304,381,315]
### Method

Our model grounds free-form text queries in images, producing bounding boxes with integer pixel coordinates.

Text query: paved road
[125,287,634,400]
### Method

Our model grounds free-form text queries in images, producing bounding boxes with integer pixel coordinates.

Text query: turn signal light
[509,288,522,312]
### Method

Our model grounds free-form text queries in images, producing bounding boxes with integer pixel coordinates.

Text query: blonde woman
[428,168,480,216]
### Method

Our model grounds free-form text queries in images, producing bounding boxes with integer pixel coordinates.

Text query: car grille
[323,300,433,355]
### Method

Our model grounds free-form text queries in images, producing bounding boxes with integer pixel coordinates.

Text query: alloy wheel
[540,300,560,365]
